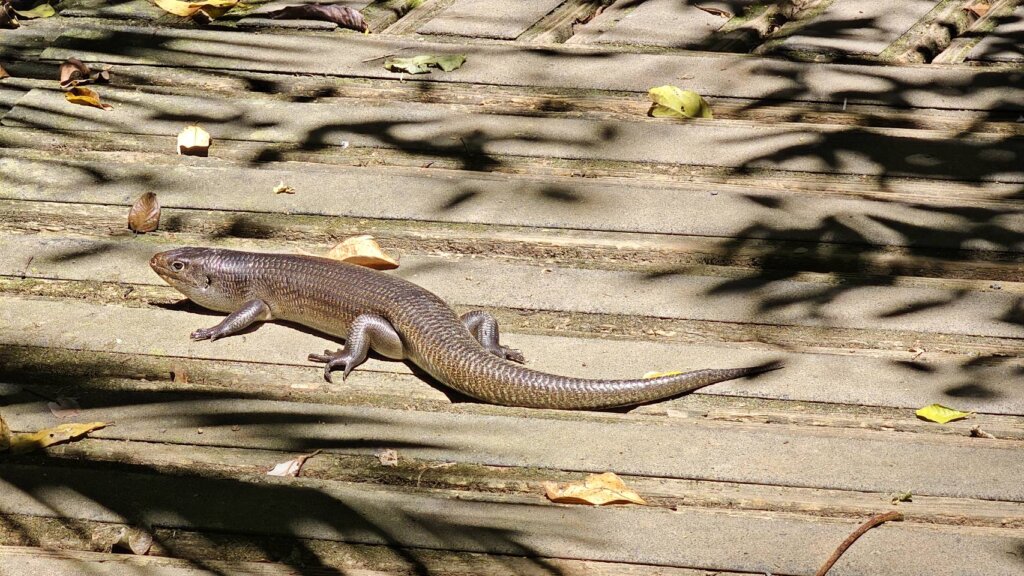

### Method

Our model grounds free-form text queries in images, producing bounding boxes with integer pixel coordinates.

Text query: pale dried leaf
[273,181,295,194]
[153,0,238,19]
[544,472,646,506]
[128,192,161,233]
[966,3,990,18]
[64,86,113,111]
[376,448,399,467]
[267,449,321,477]
[9,421,108,454]
[47,396,81,419]
[113,527,154,555]
[177,125,211,156]
[0,2,18,28]
[326,235,399,270]
[889,491,912,504]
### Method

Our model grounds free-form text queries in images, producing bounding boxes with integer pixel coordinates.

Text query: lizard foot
[307,348,356,383]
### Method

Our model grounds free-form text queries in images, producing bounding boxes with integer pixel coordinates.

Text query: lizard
[151,247,781,409]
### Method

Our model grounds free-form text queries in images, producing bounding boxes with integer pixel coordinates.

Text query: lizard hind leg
[460,310,525,364]
[307,314,405,382]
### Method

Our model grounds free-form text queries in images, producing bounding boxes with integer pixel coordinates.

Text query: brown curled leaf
[265,4,367,32]
[0,2,19,29]
[153,0,238,20]
[128,192,161,233]
[325,235,399,270]
[47,396,82,419]
[64,86,113,111]
[60,57,92,90]
[0,412,10,452]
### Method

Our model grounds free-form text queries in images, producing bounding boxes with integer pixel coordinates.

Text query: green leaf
[647,85,712,119]
[915,404,972,424]
[13,2,56,19]
[384,54,466,74]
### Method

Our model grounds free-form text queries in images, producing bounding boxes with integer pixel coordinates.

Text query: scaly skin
[150,247,780,410]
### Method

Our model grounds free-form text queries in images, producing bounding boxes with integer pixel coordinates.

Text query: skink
[151,247,780,409]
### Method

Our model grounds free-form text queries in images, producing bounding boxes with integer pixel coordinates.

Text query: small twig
[815,511,903,576]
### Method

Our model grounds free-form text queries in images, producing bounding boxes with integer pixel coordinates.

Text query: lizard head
[150,247,240,312]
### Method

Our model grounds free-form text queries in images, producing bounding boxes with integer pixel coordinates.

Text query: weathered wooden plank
[1,154,1021,251]
[0,544,735,576]
[36,25,1024,112]
[5,87,1022,183]
[2,233,1022,342]
[2,290,1022,413]
[1,464,1022,574]
[33,437,1024,527]
[4,356,1024,500]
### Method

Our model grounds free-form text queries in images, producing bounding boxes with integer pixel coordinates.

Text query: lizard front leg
[308,314,405,382]
[191,299,272,341]
[460,310,525,363]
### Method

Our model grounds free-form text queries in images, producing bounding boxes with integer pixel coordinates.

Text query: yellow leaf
[64,86,112,111]
[8,421,108,455]
[13,3,56,19]
[915,404,972,424]
[648,85,712,119]
[642,370,684,379]
[177,125,211,157]
[0,412,10,452]
[326,235,399,270]
[153,0,238,18]
[544,472,646,506]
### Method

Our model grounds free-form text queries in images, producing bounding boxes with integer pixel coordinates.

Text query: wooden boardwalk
[1,1,1023,574]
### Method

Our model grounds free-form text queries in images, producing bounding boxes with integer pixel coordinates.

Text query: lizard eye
[171,261,185,271]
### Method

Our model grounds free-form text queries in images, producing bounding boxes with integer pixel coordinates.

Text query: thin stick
[815,511,903,576]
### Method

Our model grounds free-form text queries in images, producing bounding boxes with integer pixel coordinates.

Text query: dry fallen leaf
[65,86,113,111]
[326,235,399,270]
[113,527,154,555]
[376,448,399,467]
[47,396,82,419]
[0,63,9,80]
[153,0,237,20]
[695,4,733,18]
[0,412,10,452]
[265,4,367,31]
[59,57,109,90]
[966,3,990,18]
[7,421,108,454]
[273,181,295,194]
[0,2,18,28]
[915,404,972,424]
[889,491,912,505]
[12,1,55,19]
[544,472,646,506]
[128,192,161,233]
[267,449,322,477]
[177,125,211,156]
[384,54,466,74]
